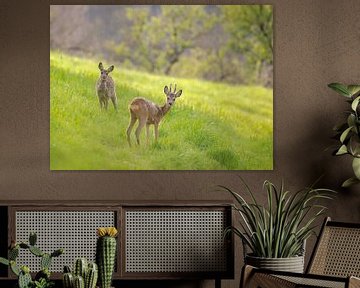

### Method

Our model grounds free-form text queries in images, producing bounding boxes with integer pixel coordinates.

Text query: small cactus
[63,272,74,288]
[51,248,64,258]
[9,247,19,260]
[96,227,118,288]
[63,265,72,273]
[0,232,63,288]
[74,275,85,288]
[85,263,98,288]
[63,259,98,288]
[10,260,20,276]
[29,232,37,246]
[29,245,44,257]
[41,253,52,270]
[18,269,32,288]
[74,258,88,279]
[19,243,30,249]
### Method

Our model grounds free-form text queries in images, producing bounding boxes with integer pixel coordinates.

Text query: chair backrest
[307,217,360,277]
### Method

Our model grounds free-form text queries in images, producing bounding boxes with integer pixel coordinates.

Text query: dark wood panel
[0,206,8,278]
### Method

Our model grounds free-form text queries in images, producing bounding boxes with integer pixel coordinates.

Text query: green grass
[50,51,273,170]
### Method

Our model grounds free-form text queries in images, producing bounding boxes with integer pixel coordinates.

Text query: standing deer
[126,84,182,146]
[96,62,118,111]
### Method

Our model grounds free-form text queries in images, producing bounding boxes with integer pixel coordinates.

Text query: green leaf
[352,96,360,111]
[336,144,348,155]
[348,85,360,96]
[342,177,360,188]
[348,135,360,156]
[347,114,356,128]
[352,157,360,179]
[0,257,9,266]
[340,126,353,143]
[328,83,351,97]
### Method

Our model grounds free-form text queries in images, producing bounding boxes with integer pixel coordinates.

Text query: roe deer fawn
[126,84,182,146]
[96,62,118,110]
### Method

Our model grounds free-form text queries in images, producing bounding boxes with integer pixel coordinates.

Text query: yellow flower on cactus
[96,227,118,237]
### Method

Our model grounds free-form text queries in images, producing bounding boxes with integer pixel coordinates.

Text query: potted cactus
[96,227,118,288]
[0,232,64,288]
[62,258,98,288]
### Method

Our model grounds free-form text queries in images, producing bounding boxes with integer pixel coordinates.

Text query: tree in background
[116,5,216,75]
[221,5,273,86]
[50,5,273,87]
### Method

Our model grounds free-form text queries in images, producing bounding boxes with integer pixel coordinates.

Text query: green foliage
[329,82,360,187]
[0,233,63,288]
[221,5,273,85]
[221,179,335,258]
[120,5,216,75]
[32,278,54,288]
[50,52,273,170]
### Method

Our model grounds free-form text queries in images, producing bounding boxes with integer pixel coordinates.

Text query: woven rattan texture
[277,275,345,288]
[125,210,227,273]
[249,273,297,288]
[309,226,360,277]
[15,211,115,272]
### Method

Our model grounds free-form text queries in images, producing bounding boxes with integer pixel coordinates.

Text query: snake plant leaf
[221,180,335,258]
[340,126,353,143]
[328,83,351,97]
[351,96,360,111]
[347,85,360,97]
[336,144,348,155]
[342,177,360,188]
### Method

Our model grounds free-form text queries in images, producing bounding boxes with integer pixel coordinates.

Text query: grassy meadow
[50,51,273,170]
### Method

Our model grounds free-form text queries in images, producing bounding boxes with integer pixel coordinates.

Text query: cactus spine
[96,227,118,288]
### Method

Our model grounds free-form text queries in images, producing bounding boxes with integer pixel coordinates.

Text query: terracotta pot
[245,254,305,273]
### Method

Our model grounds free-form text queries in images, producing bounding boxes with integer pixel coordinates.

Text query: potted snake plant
[221,179,334,273]
[328,83,360,187]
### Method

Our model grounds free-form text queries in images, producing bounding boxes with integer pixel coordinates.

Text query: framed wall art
[50,5,273,170]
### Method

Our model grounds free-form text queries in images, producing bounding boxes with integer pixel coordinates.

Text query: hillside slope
[50,52,273,170]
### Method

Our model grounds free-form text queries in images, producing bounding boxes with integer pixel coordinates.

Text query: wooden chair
[241,217,360,288]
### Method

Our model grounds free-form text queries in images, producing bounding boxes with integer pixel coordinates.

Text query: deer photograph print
[50,5,273,170]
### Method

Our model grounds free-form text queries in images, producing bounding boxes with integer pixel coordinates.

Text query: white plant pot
[245,254,305,273]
